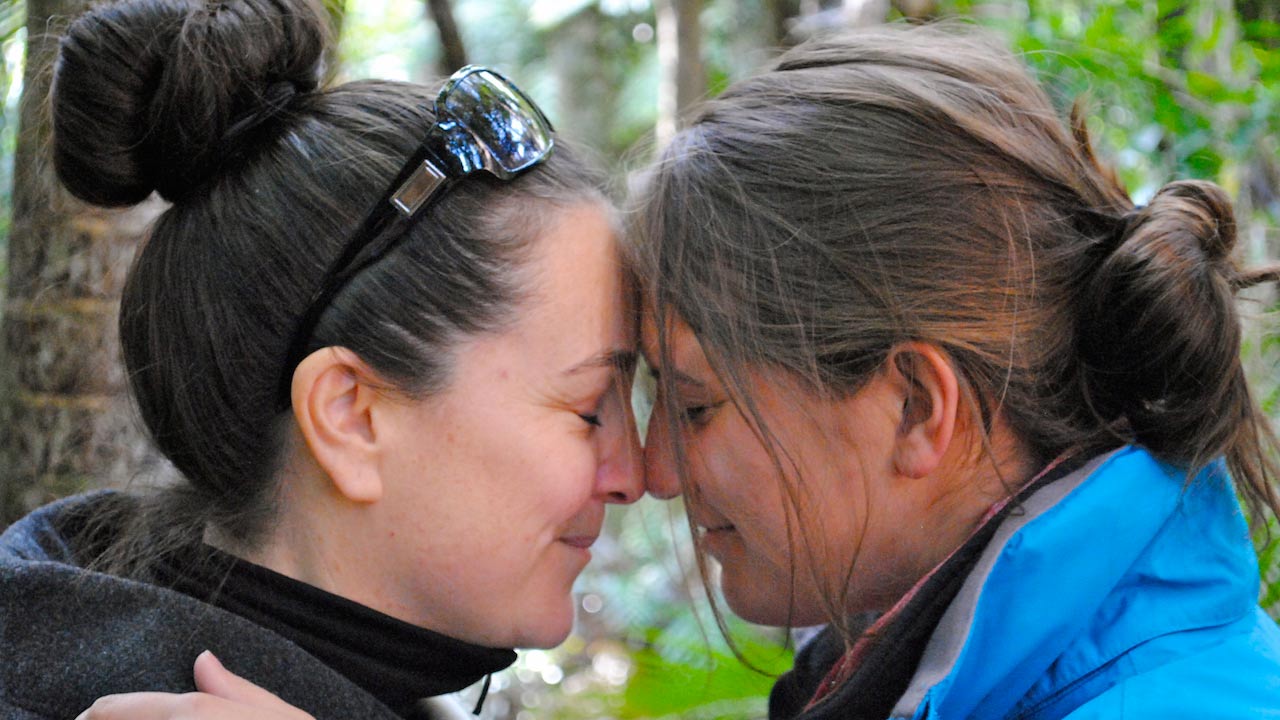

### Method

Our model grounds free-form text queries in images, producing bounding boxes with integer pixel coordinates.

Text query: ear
[886,343,959,479]
[291,347,385,503]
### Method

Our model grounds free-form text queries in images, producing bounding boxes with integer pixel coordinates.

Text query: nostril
[607,489,638,504]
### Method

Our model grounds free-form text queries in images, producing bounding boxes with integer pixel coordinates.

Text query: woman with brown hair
[82,21,1280,720]
[630,24,1280,718]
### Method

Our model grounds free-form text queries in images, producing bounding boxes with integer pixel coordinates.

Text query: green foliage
[335,0,433,82]
[953,0,1280,205]
[621,625,791,719]
[1261,524,1280,619]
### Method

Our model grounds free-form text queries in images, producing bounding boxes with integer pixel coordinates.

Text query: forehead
[639,310,679,361]
[513,203,634,356]
[639,311,711,380]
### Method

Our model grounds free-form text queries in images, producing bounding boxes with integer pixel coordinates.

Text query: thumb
[192,651,310,717]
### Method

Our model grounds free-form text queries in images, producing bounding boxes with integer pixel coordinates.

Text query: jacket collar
[894,447,1259,719]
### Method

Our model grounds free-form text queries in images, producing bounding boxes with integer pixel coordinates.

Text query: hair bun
[1128,180,1237,263]
[52,0,328,206]
[1076,178,1244,457]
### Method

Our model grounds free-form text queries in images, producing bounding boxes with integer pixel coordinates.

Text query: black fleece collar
[154,540,515,717]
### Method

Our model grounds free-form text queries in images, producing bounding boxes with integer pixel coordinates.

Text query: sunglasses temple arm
[274,139,447,407]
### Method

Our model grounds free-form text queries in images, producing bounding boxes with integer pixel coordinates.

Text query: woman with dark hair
[0,0,642,718]
[83,21,1280,720]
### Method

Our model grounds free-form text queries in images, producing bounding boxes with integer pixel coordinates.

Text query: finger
[192,651,313,718]
[76,693,206,720]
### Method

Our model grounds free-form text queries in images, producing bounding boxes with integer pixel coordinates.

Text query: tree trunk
[0,0,163,527]
[719,2,788,84]
[549,7,621,156]
[425,0,467,76]
[764,0,800,46]
[655,0,705,149]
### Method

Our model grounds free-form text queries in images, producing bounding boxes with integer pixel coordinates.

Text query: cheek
[695,428,775,512]
[512,434,600,515]
[699,440,796,556]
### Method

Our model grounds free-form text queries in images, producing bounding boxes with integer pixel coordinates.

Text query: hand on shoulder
[77,651,314,720]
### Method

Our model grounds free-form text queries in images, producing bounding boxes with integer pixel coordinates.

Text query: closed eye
[682,403,720,427]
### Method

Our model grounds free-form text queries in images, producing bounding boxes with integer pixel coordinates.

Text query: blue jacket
[893,447,1280,718]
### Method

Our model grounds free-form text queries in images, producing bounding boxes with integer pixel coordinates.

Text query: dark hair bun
[1077,179,1242,460]
[52,0,328,206]
[1138,180,1237,262]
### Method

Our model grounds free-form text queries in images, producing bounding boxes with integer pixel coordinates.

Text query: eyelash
[645,369,717,428]
[579,413,603,428]
[681,403,715,427]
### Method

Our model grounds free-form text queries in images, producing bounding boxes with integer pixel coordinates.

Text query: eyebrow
[644,359,705,389]
[564,348,638,376]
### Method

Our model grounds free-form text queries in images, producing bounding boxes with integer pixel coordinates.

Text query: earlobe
[888,343,959,479]
[292,348,385,503]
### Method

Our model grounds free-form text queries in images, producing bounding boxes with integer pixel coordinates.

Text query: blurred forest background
[0,0,1278,718]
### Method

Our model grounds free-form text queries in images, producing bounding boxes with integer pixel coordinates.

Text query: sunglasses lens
[443,70,553,174]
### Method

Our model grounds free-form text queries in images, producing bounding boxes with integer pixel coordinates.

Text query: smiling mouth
[698,524,735,535]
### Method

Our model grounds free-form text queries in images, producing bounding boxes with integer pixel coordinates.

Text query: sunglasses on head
[277,65,555,408]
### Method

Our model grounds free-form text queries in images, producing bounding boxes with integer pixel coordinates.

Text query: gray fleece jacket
[0,492,468,720]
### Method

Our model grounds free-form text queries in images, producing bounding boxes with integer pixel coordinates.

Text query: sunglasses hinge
[390,160,449,217]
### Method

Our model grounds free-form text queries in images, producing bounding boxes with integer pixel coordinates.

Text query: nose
[641,401,682,500]
[596,392,644,505]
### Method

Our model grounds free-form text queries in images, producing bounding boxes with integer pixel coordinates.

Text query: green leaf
[621,637,790,719]
[1185,70,1226,99]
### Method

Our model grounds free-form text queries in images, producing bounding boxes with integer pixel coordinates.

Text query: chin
[721,575,788,626]
[518,625,573,649]
[720,571,830,628]
[510,603,575,649]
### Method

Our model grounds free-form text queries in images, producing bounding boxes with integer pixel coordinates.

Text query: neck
[209,457,366,615]
[908,417,1037,598]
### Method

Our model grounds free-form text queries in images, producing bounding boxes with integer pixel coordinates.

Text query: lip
[558,535,599,550]
[700,524,734,533]
[693,517,735,534]
[697,524,737,559]
[696,524,737,546]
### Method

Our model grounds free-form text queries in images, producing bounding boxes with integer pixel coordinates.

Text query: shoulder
[0,548,221,716]
[899,448,1270,719]
[0,510,399,719]
[0,490,127,564]
[0,702,59,720]
[1063,609,1280,718]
